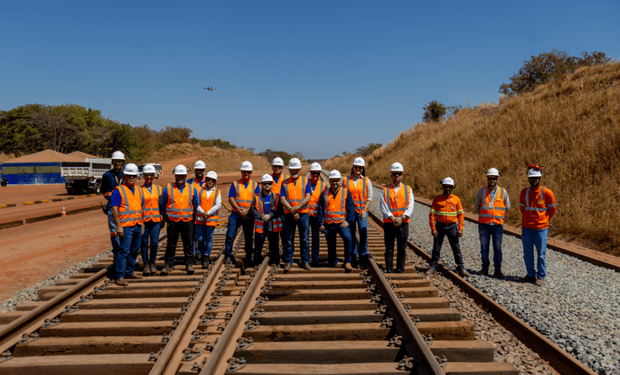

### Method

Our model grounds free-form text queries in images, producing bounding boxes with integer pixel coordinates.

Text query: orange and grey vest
[323,187,348,224]
[142,184,162,223]
[254,193,283,233]
[196,187,220,226]
[478,187,507,225]
[383,183,411,223]
[116,184,145,227]
[308,180,325,217]
[232,180,257,213]
[345,176,370,213]
[282,176,309,214]
[166,183,194,222]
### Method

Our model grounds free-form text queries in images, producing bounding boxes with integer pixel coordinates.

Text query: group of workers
[101,150,556,287]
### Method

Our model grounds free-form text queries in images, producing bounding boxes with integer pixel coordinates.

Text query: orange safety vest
[323,187,348,224]
[116,184,144,227]
[429,194,464,231]
[195,187,220,226]
[271,173,289,198]
[166,183,194,222]
[383,183,411,224]
[254,193,283,233]
[345,176,369,213]
[142,184,162,223]
[478,187,507,225]
[520,186,556,230]
[282,176,309,214]
[232,180,257,213]
[308,180,325,217]
[188,178,205,191]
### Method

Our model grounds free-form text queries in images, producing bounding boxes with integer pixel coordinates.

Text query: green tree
[422,101,447,122]
[0,104,45,155]
[355,143,382,156]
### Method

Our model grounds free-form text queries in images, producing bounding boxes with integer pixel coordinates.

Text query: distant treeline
[0,104,235,161]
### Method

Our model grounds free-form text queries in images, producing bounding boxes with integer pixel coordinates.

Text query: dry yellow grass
[326,63,620,255]
[0,153,15,163]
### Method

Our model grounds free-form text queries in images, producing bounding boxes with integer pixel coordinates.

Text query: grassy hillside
[325,63,620,255]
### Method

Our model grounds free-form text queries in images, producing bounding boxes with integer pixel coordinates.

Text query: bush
[422,101,447,122]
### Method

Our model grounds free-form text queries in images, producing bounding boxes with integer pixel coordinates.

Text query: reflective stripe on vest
[383,183,411,223]
[234,180,256,212]
[283,177,308,214]
[254,193,282,233]
[308,180,325,217]
[117,185,144,227]
[346,176,369,213]
[142,184,162,223]
[167,183,194,222]
[323,187,347,224]
[479,187,507,224]
[196,188,220,226]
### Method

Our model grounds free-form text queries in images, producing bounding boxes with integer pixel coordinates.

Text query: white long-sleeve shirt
[349,175,373,201]
[196,186,222,221]
[380,183,414,220]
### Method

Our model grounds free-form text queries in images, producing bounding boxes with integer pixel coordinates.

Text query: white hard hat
[111,151,125,161]
[527,165,542,177]
[261,174,274,183]
[353,157,366,167]
[123,163,139,175]
[173,164,188,175]
[441,177,455,186]
[288,158,302,169]
[142,164,156,174]
[194,160,206,169]
[486,168,500,177]
[240,161,253,171]
[390,162,404,172]
[329,170,342,179]
[310,162,322,172]
[206,171,218,180]
[271,157,284,166]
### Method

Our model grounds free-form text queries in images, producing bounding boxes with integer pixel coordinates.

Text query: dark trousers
[165,220,194,266]
[254,230,280,265]
[223,211,255,261]
[384,222,408,273]
[430,222,464,269]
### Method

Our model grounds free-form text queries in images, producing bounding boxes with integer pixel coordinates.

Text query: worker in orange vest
[308,162,326,266]
[159,164,202,274]
[251,174,283,265]
[270,157,289,260]
[318,170,355,269]
[474,168,510,279]
[224,161,261,266]
[280,158,312,271]
[427,177,470,277]
[344,157,373,267]
[140,164,163,276]
[195,171,221,269]
[187,160,207,263]
[101,151,125,263]
[110,163,145,286]
[519,164,556,287]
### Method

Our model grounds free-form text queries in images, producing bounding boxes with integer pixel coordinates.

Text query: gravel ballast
[370,186,620,375]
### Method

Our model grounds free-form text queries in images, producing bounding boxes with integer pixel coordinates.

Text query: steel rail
[367,209,597,375]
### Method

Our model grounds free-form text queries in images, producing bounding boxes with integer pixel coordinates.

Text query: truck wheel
[68,187,75,195]
[95,181,102,195]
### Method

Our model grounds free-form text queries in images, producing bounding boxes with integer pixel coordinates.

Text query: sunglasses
[354,166,363,169]
[242,171,252,174]
[126,175,137,178]
[487,177,498,181]
[311,172,321,176]
[262,182,272,186]
[392,172,402,176]
[206,179,216,183]
[273,166,283,169]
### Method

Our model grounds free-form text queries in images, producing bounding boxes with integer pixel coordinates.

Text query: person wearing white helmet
[427,177,469,277]
[187,160,207,263]
[223,161,260,266]
[110,163,145,286]
[195,171,222,268]
[280,158,313,271]
[317,170,355,270]
[101,151,126,261]
[270,157,290,257]
[519,164,556,287]
[140,164,164,275]
[158,164,203,274]
[344,157,373,266]
[473,168,511,279]
[380,162,414,273]
[250,174,284,266]
[307,162,327,266]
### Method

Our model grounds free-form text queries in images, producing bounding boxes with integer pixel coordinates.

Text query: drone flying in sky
[203,87,215,91]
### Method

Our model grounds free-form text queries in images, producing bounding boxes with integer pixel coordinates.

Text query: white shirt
[197,186,222,220]
[349,175,373,201]
[380,183,414,220]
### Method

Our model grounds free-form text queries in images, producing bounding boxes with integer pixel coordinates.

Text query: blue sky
[2,1,619,159]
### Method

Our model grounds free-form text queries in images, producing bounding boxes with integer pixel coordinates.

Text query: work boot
[244,258,254,269]
[303,263,312,271]
[476,269,489,276]
[310,261,320,268]
[520,276,536,283]
[426,267,437,275]
[458,268,470,278]
[534,278,545,287]
[344,263,352,271]
[224,257,234,265]
[115,278,128,287]
[126,274,143,280]
[162,264,172,274]
[494,271,505,279]
[284,263,293,272]
[186,264,194,273]
[201,259,209,268]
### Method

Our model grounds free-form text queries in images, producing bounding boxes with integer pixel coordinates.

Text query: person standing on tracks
[474,168,510,279]
[140,164,163,276]
[427,177,470,277]
[280,158,313,271]
[344,157,373,267]
[308,162,327,266]
[223,161,260,267]
[195,171,222,269]
[380,162,414,273]
[187,160,207,264]
[101,151,125,267]
[519,164,557,287]
[251,174,283,266]
[271,157,289,259]
[159,165,203,274]
[110,163,144,286]
[318,170,355,270]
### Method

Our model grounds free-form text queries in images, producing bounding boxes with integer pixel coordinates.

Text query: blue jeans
[116,225,142,279]
[283,213,310,265]
[430,222,464,269]
[196,225,215,257]
[522,227,548,279]
[309,215,325,262]
[224,211,254,260]
[141,221,161,264]
[325,222,353,266]
[254,230,280,264]
[350,211,368,260]
[478,223,503,272]
[107,209,120,254]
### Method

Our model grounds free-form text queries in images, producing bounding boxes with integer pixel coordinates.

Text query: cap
[261,174,274,183]
[206,171,218,180]
[142,164,156,174]
[329,170,342,179]
[353,157,365,167]
[440,177,455,186]
[123,163,139,175]
[173,164,188,175]
[390,162,404,172]
[194,160,206,169]
[240,161,253,171]
[288,158,302,169]
[271,157,284,166]
[111,151,125,161]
